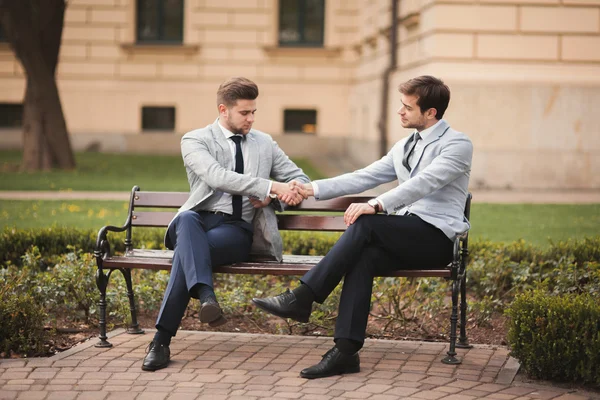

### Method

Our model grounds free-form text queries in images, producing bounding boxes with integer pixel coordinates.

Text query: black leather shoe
[252,289,311,323]
[200,297,225,325]
[300,347,360,379]
[142,341,170,371]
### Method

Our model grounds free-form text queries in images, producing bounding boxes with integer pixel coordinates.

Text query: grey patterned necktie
[402,132,421,172]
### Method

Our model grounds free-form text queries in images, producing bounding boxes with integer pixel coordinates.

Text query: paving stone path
[1,330,598,400]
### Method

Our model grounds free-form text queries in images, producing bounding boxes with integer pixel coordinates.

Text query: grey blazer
[315,120,473,240]
[165,120,310,261]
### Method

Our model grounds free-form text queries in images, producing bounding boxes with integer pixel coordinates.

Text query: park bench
[94,185,473,364]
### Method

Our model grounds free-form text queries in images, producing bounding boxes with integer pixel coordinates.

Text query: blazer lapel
[245,132,260,177]
[211,119,233,168]
[410,120,450,176]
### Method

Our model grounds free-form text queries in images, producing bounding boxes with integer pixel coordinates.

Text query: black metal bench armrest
[94,186,140,263]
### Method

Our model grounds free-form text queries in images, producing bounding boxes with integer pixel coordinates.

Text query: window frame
[141,105,177,132]
[136,0,184,45]
[283,108,318,134]
[278,0,325,48]
[0,23,7,43]
[0,103,24,128]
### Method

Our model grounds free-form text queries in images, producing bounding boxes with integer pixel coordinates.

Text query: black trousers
[301,214,453,345]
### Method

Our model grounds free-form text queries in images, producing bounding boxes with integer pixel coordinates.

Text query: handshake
[271,180,314,206]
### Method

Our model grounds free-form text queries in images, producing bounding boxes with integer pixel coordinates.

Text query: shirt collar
[218,121,244,140]
[416,119,443,141]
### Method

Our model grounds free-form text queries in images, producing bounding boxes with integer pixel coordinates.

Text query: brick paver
[0,330,598,399]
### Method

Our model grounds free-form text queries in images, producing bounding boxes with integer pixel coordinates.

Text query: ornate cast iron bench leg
[442,279,461,364]
[121,268,144,335]
[95,268,113,348]
[457,273,473,349]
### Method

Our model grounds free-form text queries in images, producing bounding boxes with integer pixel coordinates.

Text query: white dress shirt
[311,119,443,214]
[212,122,271,223]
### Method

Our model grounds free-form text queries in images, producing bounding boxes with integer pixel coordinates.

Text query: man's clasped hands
[249,180,314,208]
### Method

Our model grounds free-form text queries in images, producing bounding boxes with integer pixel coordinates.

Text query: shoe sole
[208,315,228,327]
[200,303,223,323]
[300,365,360,379]
[252,299,309,323]
[141,361,169,372]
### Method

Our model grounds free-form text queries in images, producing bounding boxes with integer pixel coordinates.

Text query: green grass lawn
[1,200,598,247]
[0,150,325,191]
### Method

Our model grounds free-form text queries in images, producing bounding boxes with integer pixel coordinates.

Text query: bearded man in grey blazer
[142,77,310,371]
[253,75,473,379]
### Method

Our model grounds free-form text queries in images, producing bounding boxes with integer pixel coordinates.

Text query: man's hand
[249,195,273,209]
[271,181,305,206]
[291,181,314,198]
[344,203,376,226]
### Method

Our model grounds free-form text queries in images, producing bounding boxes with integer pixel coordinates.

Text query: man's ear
[218,104,228,116]
[426,107,438,120]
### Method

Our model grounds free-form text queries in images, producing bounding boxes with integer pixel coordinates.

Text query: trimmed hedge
[506,290,600,385]
[0,227,164,268]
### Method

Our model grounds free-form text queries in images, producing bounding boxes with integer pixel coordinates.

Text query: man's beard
[228,117,250,135]
[403,118,427,132]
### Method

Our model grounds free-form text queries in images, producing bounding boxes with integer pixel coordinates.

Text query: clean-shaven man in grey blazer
[142,77,310,371]
[253,75,473,379]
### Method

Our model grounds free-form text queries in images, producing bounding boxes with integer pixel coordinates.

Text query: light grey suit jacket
[165,120,310,261]
[315,120,473,240]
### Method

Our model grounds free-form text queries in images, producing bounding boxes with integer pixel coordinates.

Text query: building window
[142,106,176,131]
[137,0,184,44]
[0,103,23,128]
[284,109,317,133]
[279,0,325,47]
[0,23,7,42]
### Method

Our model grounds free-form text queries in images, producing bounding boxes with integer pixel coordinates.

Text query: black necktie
[402,132,421,172]
[230,135,244,220]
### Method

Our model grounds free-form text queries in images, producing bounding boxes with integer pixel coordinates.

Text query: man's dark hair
[217,77,259,108]
[398,75,450,119]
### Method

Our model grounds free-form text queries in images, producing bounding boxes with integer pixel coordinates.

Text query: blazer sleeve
[377,135,473,213]
[181,134,271,199]
[268,137,311,212]
[269,138,310,184]
[314,148,399,200]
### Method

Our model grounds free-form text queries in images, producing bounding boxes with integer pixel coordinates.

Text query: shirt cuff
[376,197,386,213]
[311,182,320,199]
[265,181,273,201]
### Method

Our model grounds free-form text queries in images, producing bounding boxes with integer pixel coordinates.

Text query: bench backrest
[128,189,472,233]
[130,191,369,232]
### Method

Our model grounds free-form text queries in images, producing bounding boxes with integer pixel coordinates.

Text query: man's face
[397,94,430,131]
[219,99,256,135]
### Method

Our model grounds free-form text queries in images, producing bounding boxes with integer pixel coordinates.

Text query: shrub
[0,268,47,357]
[0,227,165,267]
[35,248,100,324]
[468,238,600,311]
[506,290,600,385]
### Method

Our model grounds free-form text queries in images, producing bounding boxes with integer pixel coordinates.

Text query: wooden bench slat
[134,192,190,208]
[295,197,369,212]
[132,211,175,227]
[102,251,451,278]
[132,192,370,212]
[131,212,349,231]
[277,215,346,231]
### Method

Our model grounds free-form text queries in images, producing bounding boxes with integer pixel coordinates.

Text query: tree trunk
[0,0,76,171]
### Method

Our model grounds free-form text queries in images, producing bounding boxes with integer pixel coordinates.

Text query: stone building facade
[1,0,599,189]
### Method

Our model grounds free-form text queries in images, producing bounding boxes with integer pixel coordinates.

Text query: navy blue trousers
[301,214,453,345]
[156,210,253,336]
